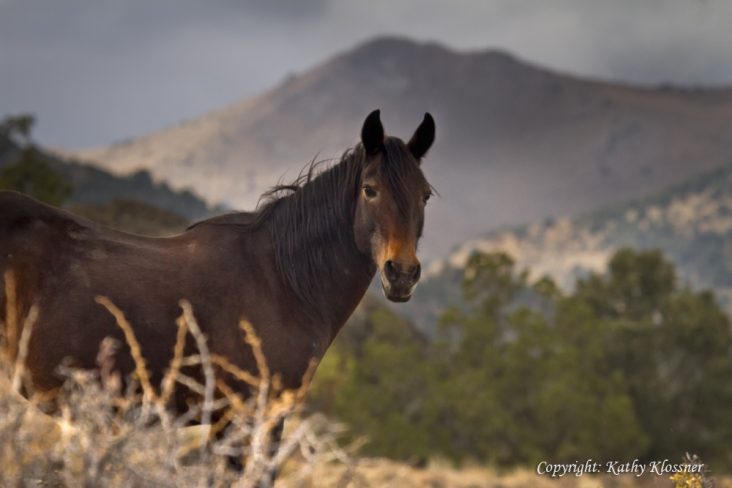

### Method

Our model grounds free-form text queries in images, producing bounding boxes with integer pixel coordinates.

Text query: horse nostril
[384,260,398,282]
[411,264,421,282]
[385,261,420,285]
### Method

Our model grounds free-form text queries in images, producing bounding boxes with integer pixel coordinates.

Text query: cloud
[1,0,730,148]
[0,0,330,45]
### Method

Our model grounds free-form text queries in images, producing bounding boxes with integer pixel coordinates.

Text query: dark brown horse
[0,110,435,410]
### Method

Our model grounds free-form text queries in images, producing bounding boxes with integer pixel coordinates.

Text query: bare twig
[178,299,216,452]
[160,315,188,406]
[3,269,18,360]
[95,296,156,406]
[11,303,38,392]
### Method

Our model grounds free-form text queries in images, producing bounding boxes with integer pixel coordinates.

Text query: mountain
[0,134,216,221]
[73,37,732,258]
[404,161,732,332]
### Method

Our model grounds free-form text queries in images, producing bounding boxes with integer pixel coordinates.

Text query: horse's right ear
[361,109,384,155]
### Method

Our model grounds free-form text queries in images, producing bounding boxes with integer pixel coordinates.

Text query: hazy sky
[1,0,730,149]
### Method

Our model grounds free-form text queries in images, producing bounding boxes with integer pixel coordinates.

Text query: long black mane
[254,145,368,323]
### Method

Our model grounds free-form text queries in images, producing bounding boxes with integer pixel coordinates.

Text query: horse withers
[0,109,435,419]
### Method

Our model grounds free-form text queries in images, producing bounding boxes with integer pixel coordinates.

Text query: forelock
[379,137,429,217]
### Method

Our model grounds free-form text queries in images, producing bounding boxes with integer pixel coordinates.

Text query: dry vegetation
[0,269,354,487]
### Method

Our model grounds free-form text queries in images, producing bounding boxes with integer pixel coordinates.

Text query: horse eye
[424,192,432,203]
[363,186,378,199]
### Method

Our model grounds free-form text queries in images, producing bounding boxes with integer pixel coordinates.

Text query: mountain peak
[347,35,521,68]
[76,37,732,259]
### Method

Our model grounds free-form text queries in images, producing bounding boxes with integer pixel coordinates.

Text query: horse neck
[314,232,376,340]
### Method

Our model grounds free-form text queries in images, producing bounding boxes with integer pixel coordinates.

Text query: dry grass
[300,458,732,488]
[0,269,352,487]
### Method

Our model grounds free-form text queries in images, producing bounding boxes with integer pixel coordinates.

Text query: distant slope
[69,199,190,237]
[407,161,732,332]
[0,134,215,220]
[73,37,732,258]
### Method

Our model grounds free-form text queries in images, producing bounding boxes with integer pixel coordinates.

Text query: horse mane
[253,146,368,323]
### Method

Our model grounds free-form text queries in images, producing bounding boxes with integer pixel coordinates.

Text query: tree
[0,114,72,206]
[310,249,732,471]
[432,251,647,465]
[310,299,432,461]
[574,249,732,467]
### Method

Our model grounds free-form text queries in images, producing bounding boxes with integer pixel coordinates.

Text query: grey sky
[1,0,730,149]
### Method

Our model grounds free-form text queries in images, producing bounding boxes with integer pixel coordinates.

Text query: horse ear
[408,113,435,161]
[361,109,384,155]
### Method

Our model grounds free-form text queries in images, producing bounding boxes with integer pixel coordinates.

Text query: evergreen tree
[310,249,732,470]
[0,114,72,206]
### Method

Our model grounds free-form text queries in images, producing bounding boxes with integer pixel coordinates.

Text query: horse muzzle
[380,259,421,302]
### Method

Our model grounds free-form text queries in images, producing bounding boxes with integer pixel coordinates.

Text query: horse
[0,109,435,427]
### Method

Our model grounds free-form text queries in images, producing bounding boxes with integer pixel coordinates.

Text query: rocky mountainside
[73,37,732,258]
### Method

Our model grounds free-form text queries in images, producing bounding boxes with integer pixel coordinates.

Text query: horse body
[0,192,367,401]
[0,110,435,411]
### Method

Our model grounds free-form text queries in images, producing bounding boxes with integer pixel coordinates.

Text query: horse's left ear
[408,113,435,161]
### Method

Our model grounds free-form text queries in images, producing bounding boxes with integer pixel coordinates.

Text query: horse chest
[253,324,328,391]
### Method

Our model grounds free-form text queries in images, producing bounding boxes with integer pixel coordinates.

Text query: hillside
[0,134,215,221]
[74,37,732,257]
[407,161,732,331]
[69,199,191,236]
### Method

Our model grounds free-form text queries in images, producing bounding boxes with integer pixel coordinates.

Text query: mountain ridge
[71,36,732,258]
